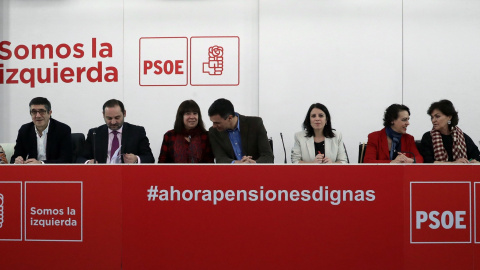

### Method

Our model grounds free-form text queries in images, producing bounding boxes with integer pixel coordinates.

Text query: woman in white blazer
[291,103,348,164]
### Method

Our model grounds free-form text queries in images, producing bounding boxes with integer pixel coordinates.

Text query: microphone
[403,151,416,163]
[280,133,287,164]
[92,128,97,164]
[343,143,350,164]
[120,145,125,163]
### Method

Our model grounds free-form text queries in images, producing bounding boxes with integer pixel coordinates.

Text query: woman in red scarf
[420,99,480,163]
[158,100,214,163]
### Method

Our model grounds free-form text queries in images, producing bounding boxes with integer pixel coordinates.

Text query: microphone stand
[93,128,97,164]
[280,133,287,164]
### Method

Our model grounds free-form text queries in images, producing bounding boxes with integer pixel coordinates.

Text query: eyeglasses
[30,109,47,116]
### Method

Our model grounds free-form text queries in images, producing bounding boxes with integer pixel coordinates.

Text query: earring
[448,120,451,125]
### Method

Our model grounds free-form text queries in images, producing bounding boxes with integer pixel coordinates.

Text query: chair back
[71,133,85,163]
[268,137,273,151]
[358,142,367,163]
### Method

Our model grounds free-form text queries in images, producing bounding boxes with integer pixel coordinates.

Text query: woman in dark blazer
[364,104,423,163]
[420,99,479,163]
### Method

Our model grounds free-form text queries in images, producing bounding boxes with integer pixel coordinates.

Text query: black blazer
[78,122,155,163]
[11,118,72,163]
[208,114,274,163]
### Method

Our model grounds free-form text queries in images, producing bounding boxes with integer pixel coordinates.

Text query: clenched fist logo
[203,46,224,75]
[0,194,4,228]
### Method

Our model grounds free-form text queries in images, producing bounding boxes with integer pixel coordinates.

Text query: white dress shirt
[35,121,50,162]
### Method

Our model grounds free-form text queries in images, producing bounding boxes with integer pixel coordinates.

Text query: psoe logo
[139,37,188,86]
[410,182,471,244]
[0,182,22,241]
[473,183,480,243]
[203,46,224,75]
[0,193,4,228]
[190,36,239,86]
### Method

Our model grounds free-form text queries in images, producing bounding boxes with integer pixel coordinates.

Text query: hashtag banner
[1,165,480,269]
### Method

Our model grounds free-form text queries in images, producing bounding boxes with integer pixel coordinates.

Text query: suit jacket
[208,114,274,163]
[11,118,72,163]
[78,122,155,163]
[291,130,348,164]
[364,128,423,163]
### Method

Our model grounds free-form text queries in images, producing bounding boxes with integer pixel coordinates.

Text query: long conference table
[0,164,479,269]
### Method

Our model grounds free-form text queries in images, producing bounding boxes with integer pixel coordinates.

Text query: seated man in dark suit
[12,97,72,164]
[208,98,274,163]
[78,99,155,164]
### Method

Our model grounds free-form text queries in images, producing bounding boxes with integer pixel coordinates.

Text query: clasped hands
[14,156,42,164]
[234,156,256,164]
[314,153,332,164]
[390,152,414,163]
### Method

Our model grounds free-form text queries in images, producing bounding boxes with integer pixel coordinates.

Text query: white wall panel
[123,0,259,160]
[259,0,403,163]
[0,0,124,141]
[403,0,480,146]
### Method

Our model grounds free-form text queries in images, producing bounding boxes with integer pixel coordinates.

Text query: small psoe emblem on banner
[203,46,224,75]
[0,193,4,228]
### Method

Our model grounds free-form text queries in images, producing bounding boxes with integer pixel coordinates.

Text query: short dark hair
[383,104,410,127]
[174,100,206,133]
[427,99,459,128]
[29,97,51,112]
[208,98,235,119]
[103,99,125,114]
[303,103,335,138]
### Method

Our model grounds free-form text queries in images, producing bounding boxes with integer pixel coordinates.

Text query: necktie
[111,131,119,161]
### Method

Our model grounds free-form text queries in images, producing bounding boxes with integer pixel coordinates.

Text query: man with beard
[78,99,154,164]
[11,97,72,164]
